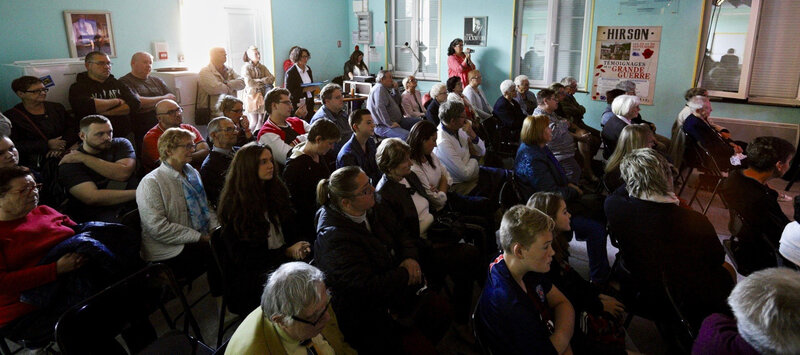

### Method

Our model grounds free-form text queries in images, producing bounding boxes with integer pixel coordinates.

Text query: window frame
[390,0,442,81]
[513,0,593,90]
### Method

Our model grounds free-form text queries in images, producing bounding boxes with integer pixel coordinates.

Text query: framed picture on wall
[63,11,116,58]
[464,17,487,47]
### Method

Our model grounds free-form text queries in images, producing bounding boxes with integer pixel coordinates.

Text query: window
[391,0,440,80]
[515,0,592,89]
[698,0,800,105]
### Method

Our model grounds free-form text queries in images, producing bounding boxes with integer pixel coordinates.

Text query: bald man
[120,52,177,151]
[141,99,209,172]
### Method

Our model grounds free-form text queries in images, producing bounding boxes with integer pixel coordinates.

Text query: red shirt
[447,54,476,88]
[0,206,76,326]
[141,123,205,172]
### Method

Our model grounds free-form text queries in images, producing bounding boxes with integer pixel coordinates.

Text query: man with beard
[58,115,137,222]
[69,51,140,140]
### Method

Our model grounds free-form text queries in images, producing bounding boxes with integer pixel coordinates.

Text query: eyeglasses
[157,108,183,116]
[291,292,332,326]
[219,127,238,133]
[176,143,196,151]
[89,61,113,66]
[8,183,42,196]
[350,184,374,198]
[278,100,292,105]
[230,109,244,113]
[24,88,49,94]
[301,54,311,59]
[408,78,417,82]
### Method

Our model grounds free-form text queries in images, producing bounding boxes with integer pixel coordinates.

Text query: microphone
[465,48,475,53]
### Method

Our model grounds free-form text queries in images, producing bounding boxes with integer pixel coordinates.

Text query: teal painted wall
[0,0,182,110]
[270,0,351,87]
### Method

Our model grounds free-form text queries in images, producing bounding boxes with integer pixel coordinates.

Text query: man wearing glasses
[226,262,355,354]
[141,99,209,172]
[58,115,137,223]
[69,51,140,140]
[199,117,239,206]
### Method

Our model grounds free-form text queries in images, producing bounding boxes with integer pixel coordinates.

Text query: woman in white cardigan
[136,127,219,285]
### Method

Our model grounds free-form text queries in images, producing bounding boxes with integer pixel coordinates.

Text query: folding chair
[684,137,728,215]
[206,226,244,347]
[55,263,212,354]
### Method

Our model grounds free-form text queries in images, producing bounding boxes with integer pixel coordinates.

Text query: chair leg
[702,180,724,215]
[217,298,227,347]
[678,167,693,195]
[687,180,702,209]
[0,338,13,355]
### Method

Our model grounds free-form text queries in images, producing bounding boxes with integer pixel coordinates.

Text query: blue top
[514,143,578,202]
[601,104,615,126]
[476,257,558,355]
[336,135,382,185]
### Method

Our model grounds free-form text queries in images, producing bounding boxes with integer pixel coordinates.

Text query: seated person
[367,70,420,139]
[314,166,440,354]
[199,117,239,207]
[446,76,474,121]
[425,83,447,126]
[434,100,506,200]
[344,48,369,80]
[533,88,585,184]
[693,268,800,354]
[603,124,657,192]
[283,119,340,242]
[614,80,668,148]
[779,196,800,269]
[0,112,9,137]
[721,136,794,273]
[216,144,310,314]
[401,76,426,119]
[514,115,609,283]
[601,94,639,159]
[549,83,601,181]
[558,76,600,138]
[493,80,525,132]
[475,205,574,354]
[374,138,482,336]
[5,76,78,168]
[683,96,743,170]
[215,95,254,147]
[311,84,352,164]
[671,88,713,169]
[142,99,209,172]
[513,75,537,115]
[137,127,219,285]
[0,166,147,351]
[58,115,137,223]
[600,89,625,126]
[462,70,493,121]
[0,135,20,168]
[336,109,381,185]
[528,192,626,354]
[605,148,735,329]
[225,262,355,354]
[257,88,310,166]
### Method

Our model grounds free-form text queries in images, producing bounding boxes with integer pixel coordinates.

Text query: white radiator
[710,117,800,145]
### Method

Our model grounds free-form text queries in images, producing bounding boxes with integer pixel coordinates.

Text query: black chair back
[55,263,211,354]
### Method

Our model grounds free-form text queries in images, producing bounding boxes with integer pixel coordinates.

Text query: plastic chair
[55,263,212,355]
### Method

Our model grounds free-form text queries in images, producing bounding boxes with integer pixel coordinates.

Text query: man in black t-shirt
[119,52,176,151]
[58,115,137,222]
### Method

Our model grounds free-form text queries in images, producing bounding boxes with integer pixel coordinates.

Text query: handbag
[427,211,468,245]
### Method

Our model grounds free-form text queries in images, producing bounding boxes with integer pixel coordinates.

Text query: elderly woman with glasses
[4,76,78,170]
[285,47,318,122]
[493,79,526,133]
[137,127,219,285]
[0,165,146,350]
[215,95,255,146]
[314,166,441,354]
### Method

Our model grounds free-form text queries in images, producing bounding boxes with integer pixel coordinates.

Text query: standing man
[367,70,420,139]
[141,99,209,172]
[58,115,137,222]
[69,51,140,140]
[311,83,352,165]
[119,52,176,152]
[198,47,245,118]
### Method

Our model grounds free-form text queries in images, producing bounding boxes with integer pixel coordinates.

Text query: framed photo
[464,17,487,47]
[64,11,116,58]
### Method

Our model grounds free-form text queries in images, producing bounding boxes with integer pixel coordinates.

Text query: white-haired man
[226,262,355,354]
